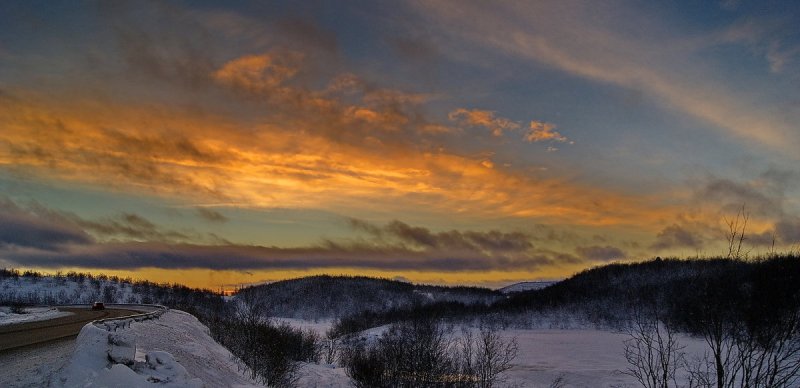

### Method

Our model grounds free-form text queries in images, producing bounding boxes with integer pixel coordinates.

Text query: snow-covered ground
[295,363,352,388]
[52,310,263,388]
[0,272,716,388]
[0,337,75,388]
[280,320,639,387]
[499,281,558,294]
[0,308,713,388]
[278,316,709,388]
[0,306,73,326]
[502,329,707,387]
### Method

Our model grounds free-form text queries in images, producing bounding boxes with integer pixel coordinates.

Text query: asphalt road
[0,307,140,352]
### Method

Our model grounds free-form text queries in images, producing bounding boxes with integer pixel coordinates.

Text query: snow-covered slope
[0,274,143,305]
[498,281,557,294]
[53,310,263,387]
[0,271,225,318]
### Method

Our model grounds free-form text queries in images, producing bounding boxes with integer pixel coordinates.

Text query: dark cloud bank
[0,199,624,272]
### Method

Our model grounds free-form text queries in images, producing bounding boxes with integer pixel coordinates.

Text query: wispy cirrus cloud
[412,0,800,155]
[194,208,228,223]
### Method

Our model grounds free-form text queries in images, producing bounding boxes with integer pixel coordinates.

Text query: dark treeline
[329,301,490,338]
[237,274,501,321]
[329,255,800,339]
[0,268,227,317]
[496,255,800,332]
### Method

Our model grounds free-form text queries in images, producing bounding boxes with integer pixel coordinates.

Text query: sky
[1,0,799,290]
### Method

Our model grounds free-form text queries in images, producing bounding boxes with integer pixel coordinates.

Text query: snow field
[39,312,715,387]
[497,329,708,388]
[278,317,711,388]
[0,306,73,326]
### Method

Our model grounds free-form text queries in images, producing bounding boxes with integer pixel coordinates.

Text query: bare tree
[323,336,338,365]
[623,309,685,388]
[732,307,800,388]
[724,204,750,260]
[236,290,266,325]
[472,323,518,388]
[686,302,741,388]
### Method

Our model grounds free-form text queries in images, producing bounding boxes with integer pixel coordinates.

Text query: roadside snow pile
[0,306,72,325]
[128,310,263,387]
[54,325,203,387]
[55,310,263,387]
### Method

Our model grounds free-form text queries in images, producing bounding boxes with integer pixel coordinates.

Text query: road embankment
[0,307,140,352]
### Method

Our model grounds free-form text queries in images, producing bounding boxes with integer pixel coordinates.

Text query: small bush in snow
[342,317,517,388]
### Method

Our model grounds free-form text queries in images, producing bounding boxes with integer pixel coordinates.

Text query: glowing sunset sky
[1,1,799,289]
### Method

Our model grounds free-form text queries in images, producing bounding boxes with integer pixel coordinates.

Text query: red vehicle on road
[91,302,105,310]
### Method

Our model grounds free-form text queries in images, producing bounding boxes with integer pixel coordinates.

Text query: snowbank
[0,306,72,326]
[128,310,263,387]
[54,310,262,387]
[54,324,204,387]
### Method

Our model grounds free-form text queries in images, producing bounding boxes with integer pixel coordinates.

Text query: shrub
[342,318,517,388]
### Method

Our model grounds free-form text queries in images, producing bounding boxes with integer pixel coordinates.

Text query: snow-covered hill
[238,275,502,320]
[498,281,558,294]
[0,269,225,316]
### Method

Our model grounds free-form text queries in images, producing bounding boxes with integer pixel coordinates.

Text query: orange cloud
[448,108,520,136]
[0,49,678,230]
[212,51,303,94]
[0,97,676,229]
[525,120,570,143]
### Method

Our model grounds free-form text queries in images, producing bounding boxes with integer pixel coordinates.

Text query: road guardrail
[91,304,169,331]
